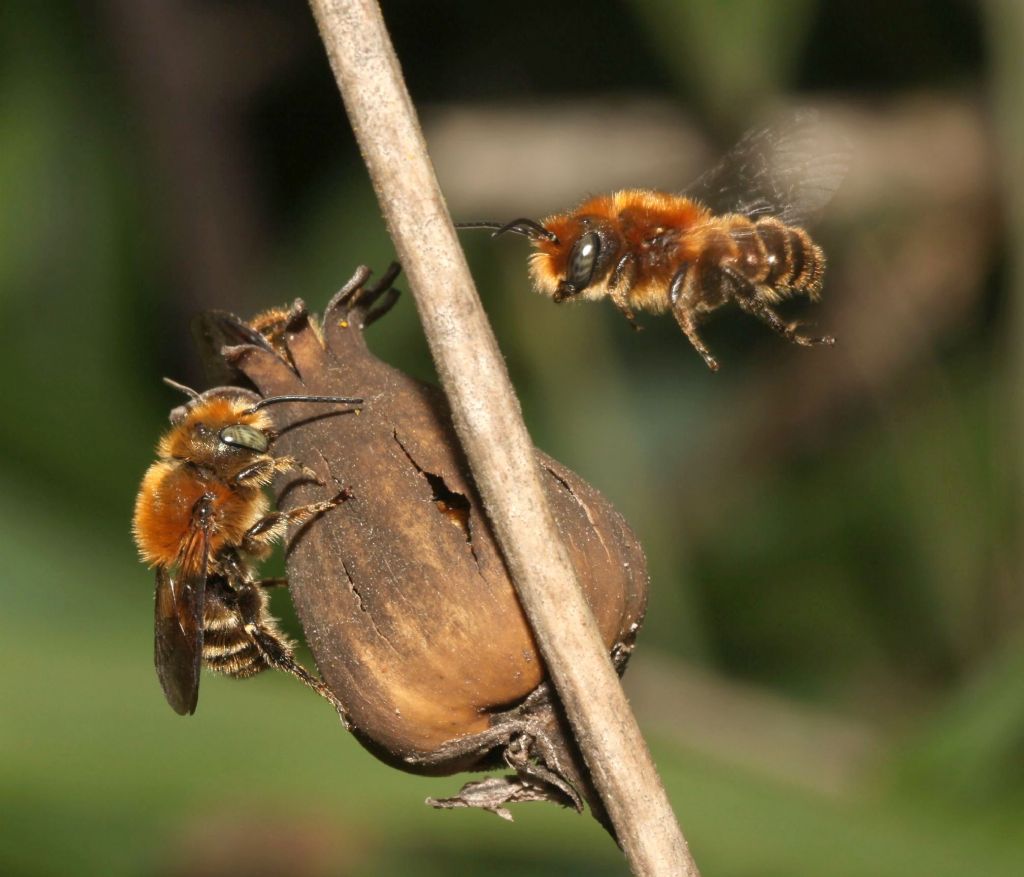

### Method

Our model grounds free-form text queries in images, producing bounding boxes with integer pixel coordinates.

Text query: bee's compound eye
[219,424,269,453]
[568,232,601,290]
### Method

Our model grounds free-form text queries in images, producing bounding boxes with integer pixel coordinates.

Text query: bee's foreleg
[607,253,642,331]
[271,455,325,485]
[609,293,642,330]
[240,499,337,553]
[228,458,278,488]
[227,454,321,488]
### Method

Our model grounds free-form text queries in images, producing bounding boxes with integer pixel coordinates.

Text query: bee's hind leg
[736,294,836,347]
[245,622,351,727]
[722,266,835,348]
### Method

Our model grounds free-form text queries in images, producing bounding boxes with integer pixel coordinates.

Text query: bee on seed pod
[133,379,360,717]
[199,265,648,829]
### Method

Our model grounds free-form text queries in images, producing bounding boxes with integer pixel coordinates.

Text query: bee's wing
[154,567,202,715]
[684,111,849,226]
[192,309,277,386]
[153,498,212,715]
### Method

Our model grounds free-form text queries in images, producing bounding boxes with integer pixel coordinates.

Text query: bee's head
[455,208,619,302]
[528,213,620,303]
[160,382,271,463]
[159,378,361,464]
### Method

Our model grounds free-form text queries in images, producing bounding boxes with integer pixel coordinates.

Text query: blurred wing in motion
[685,111,849,226]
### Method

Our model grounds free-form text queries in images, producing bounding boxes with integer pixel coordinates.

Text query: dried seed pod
[217,266,647,821]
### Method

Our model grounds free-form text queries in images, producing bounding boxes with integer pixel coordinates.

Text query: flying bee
[459,112,848,371]
[133,378,361,716]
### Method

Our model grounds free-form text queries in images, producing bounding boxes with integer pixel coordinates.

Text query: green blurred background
[3,1,1023,874]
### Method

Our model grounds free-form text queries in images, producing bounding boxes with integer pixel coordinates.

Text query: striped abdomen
[732,216,826,301]
[201,577,289,679]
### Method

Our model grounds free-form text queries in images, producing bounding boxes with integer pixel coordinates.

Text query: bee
[133,378,361,716]
[459,113,847,371]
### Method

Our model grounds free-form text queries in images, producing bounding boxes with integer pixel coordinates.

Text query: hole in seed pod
[423,472,471,541]
[393,430,473,544]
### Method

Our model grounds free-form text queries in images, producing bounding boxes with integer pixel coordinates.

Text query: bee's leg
[552,282,583,304]
[725,269,835,347]
[231,456,320,487]
[244,622,351,727]
[228,458,278,488]
[669,264,720,371]
[674,309,720,372]
[226,455,318,488]
[272,455,324,485]
[610,296,641,330]
[608,254,642,331]
[254,577,289,590]
[240,499,338,553]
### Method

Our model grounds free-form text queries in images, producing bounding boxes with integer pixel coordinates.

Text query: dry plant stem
[306,2,698,875]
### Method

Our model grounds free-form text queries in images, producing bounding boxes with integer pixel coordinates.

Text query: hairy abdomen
[202,581,286,678]
[735,216,826,301]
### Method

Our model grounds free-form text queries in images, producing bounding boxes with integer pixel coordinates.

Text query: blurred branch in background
[632,0,818,126]
[626,650,880,797]
[429,99,711,218]
[883,0,1024,808]
[160,808,368,877]
[986,0,1024,633]
[102,0,296,317]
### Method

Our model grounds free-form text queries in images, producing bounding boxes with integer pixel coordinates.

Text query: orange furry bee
[460,113,847,371]
[133,378,360,716]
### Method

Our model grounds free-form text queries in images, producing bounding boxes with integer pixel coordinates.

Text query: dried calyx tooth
[216,264,648,832]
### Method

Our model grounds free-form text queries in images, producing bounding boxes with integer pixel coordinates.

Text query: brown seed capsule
[216,266,648,822]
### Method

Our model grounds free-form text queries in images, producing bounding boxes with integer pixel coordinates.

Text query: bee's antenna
[495,218,559,244]
[455,219,559,245]
[454,221,506,232]
[246,394,363,414]
[163,377,201,401]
